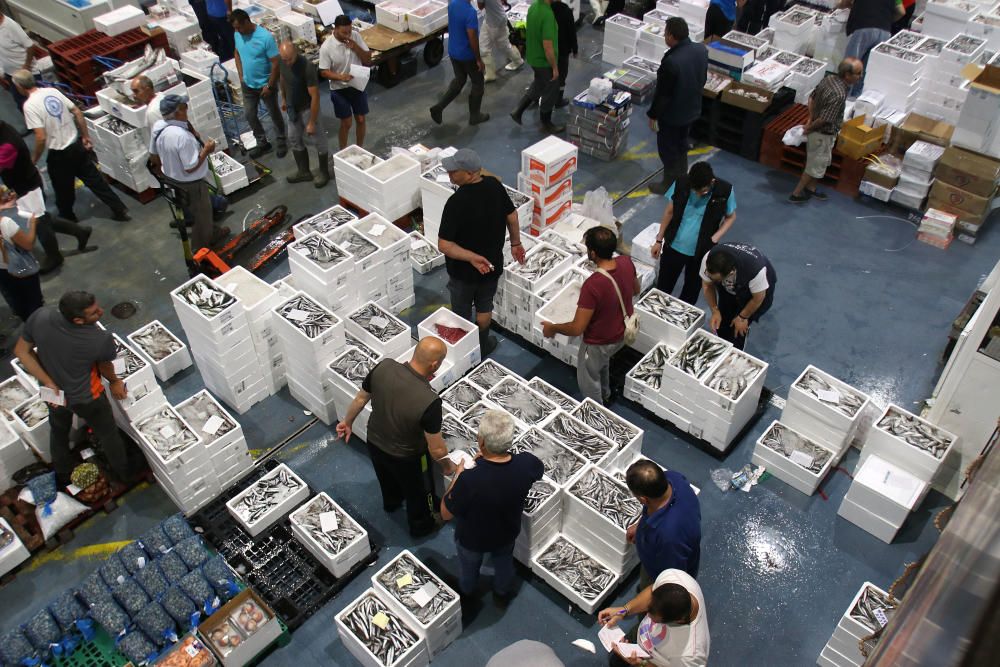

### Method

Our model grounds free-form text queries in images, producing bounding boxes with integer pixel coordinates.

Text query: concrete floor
[1,19,999,667]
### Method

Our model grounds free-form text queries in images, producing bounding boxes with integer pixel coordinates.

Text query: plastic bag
[0,629,37,666]
[138,525,172,556]
[134,561,169,600]
[157,551,189,584]
[78,571,114,608]
[99,554,130,588]
[90,599,129,638]
[581,187,615,228]
[22,609,63,655]
[161,514,195,545]
[134,601,178,647]
[782,125,806,146]
[34,491,88,541]
[113,577,150,616]
[201,555,241,601]
[49,591,94,643]
[178,571,219,615]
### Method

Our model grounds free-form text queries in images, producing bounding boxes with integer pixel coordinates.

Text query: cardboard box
[891,112,955,153]
[837,135,882,161]
[928,179,993,217]
[199,589,281,667]
[720,81,774,113]
[863,162,900,189]
[934,146,1000,197]
[841,115,882,145]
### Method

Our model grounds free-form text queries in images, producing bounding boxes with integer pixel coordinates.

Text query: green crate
[52,629,128,667]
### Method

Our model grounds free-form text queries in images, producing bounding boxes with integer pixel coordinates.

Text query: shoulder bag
[596,267,639,346]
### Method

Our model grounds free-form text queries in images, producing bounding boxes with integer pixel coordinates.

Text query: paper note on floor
[349,65,370,91]
[572,639,596,654]
[598,625,625,652]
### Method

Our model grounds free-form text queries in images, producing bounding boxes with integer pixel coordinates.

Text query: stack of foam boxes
[534,274,586,365]
[171,275,270,414]
[636,21,668,62]
[751,420,838,495]
[132,404,212,514]
[207,151,250,195]
[0,413,35,493]
[214,267,287,395]
[602,14,643,66]
[409,231,446,273]
[541,410,619,470]
[668,0,708,39]
[328,347,380,441]
[127,321,193,383]
[864,43,927,112]
[818,582,897,667]
[86,113,156,193]
[417,163,455,245]
[409,1,450,36]
[289,492,372,577]
[273,291,346,425]
[287,231,358,317]
[571,399,644,472]
[502,242,573,341]
[346,302,412,361]
[353,214,415,314]
[786,57,827,104]
[333,146,422,221]
[781,365,873,463]
[279,11,318,44]
[519,137,578,234]
[175,390,254,495]
[335,589,430,667]
[562,464,642,577]
[227,463,310,537]
[921,33,987,125]
[106,334,168,439]
[417,308,481,378]
[625,343,678,420]
[157,14,204,55]
[922,0,980,40]
[180,48,221,78]
[10,394,50,465]
[327,224,381,314]
[769,6,817,55]
[292,203,358,239]
[967,9,1000,51]
[632,288,705,354]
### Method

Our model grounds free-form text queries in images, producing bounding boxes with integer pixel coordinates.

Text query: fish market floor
[2,19,999,667]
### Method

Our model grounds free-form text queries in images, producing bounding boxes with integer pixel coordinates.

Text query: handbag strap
[595,268,629,320]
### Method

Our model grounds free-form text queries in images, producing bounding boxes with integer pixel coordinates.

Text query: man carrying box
[789,58,862,204]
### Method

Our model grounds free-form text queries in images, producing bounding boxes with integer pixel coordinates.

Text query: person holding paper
[598,569,710,666]
[0,203,42,322]
[15,291,146,487]
[279,41,330,187]
[318,15,373,151]
[700,241,776,351]
[231,10,287,159]
[429,0,490,126]
[440,410,543,609]
[336,336,453,538]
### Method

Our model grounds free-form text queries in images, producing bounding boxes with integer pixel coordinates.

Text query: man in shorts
[318,15,372,150]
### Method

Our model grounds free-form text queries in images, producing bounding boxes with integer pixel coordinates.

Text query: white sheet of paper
[368,223,385,237]
[16,188,45,218]
[369,315,389,328]
[411,581,439,607]
[319,511,339,533]
[572,639,596,654]
[286,309,310,321]
[439,146,457,158]
[348,64,370,91]
[789,450,814,468]
[66,483,82,496]
[410,240,425,250]
[817,388,841,404]
[447,450,476,468]
[81,448,96,460]
[112,358,127,375]
[435,173,452,183]
[316,0,344,25]
[598,625,625,652]
[614,642,651,659]
[39,386,66,406]
[203,415,224,435]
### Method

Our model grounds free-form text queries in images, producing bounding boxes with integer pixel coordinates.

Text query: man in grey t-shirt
[15,291,141,485]
[279,41,331,187]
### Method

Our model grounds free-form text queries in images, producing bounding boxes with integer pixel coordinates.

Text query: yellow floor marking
[24,539,133,573]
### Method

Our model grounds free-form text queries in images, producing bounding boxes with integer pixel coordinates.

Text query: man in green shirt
[510,0,564,134]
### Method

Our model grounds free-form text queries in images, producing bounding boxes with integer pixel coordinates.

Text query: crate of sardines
[225,464,309,537]
[531,534,621,614]
[289,492,371,578]
[199,589,282,666]
[335,589,429,667]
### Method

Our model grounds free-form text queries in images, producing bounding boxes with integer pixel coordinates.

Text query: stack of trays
[225,463,309,537]
[862,404,958,484]
[632,288,704,353]
[659,331,730,442]
[417,162,455,245]
[287,231,358,315]
[562,465,642,575]
[602,14,644,66]
[534,279,584,364]
[127,320,192,383]
[818,582,897,667]
[335,589,429,667]
[922,0,980,40]
[133,405,210,513]
[837,454,928,543]
[289,492,371,577]
[327,224,382,314]
[531,534,621,614]
[417,307,481,377]
[87,113,157,193]
[520,137,578,232]
[771,6,818,55]
[353,213,415,313]
[409,1,449,36]
[513,476,563,566]
[107,334,167,429]
[785,57,826,104]
[782,365,873,460]
[752,420,837,495]
[865,44,927,109]
[502,242,573,340]
[571,399,644,471]
[207,151,250,194]
[334,146,422,220]
[624,343,676,414]
[541,410,618,470]
[408,231,445,274]
[0,419,33,493]
[346,301,411,360]
[292,204,357,239]
[175,390,253,494]
[327,347,379,441]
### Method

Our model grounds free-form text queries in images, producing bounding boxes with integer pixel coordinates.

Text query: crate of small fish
[272,292,346,364]
[171,275,244,337]
[784,365,872,455]
[624,343,673,411]
[198,588,282,667]
[699,348,768,440]
[417,307,480,372]
[346,302,411,360]
[225,464,310,537]
[408,232,445,274]
[0,374,33,425]
[525,377,579,412]
[440,379,486,417]
[293,204,357,239]
[334,589,429,667]
[328,347,381,403]
[485,378,558,427]
[562,465,642,573]
[515,477,564,559]
[355,213,411,265]
[541,410,618,469]
[534,280,584,360]
[839,582,897,644]
[289,493,371,578]
[174,390,248,460]
[571,399,644,471]
[531,535,621,614]
[465,359,516,393]
[460,400,526,440]
[127,320,193,382]
[633,289,705,352]
[371,550,461,658]
[504,183,534,232]
[207,151,250,194]
[752,420,837,496]
[512,427,587,490]
[287,231,356,290]
[11,395,50,460]
[110,333,158,396]
[664,329,731,392]
[504,242,573,294]
[134,405,205,474]
[864,405,958,483]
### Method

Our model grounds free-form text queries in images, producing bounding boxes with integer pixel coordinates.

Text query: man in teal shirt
[231,9,287,158]
[510,0,563,133]
[650,162,736,305]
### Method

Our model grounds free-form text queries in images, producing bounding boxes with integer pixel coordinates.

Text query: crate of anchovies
[408,231,445,274]
[371,550,461,658]
[836,581,898,644]
[563,464,642,573]
[207,151,250,194]
[512,426,588,488]
[505,242,573,294]
[9,356,38,391]
[486,377,558,427]
[11,395,50,461]
[526,377,579,412]
[175,390,246,456]
[461,400,526,441]
[633,288,705,352]
[289,492,371,578]
[328,347,382,401]
[531,534,622,614]
[624,343,674,412]
[514,477,564,565]
[292,204,358,239]
[784,365,872,455]
[354,213,411,264]
[571,399,644,470]
[752,420,837,496]
[440,378,485,416]
[465,359,517,393]
[287,231,357,289]
[335,589,429,667]
[864,404,958,483]
[272,292,346,365]
[700,347,767,419]
[110,333,158,394]
[198,588,282,667]
[662,329,732,398]
[134,404,206,474]
[127,320,193,382]
[171,274,245,337]
[504,183,534,232]
[541,410,618,470]
[225,463,310,537]
[535,280,584,357]
[346,302,411,360]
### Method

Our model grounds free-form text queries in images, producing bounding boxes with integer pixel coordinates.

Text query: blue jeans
[455,536,515,596]
[845,28,890,97]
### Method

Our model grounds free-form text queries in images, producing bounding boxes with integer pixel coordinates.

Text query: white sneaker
[505,61,523,71]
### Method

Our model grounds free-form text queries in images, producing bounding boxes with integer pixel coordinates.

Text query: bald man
[337,336,453,537]
[278,41,330,187]
[129,75,163,130]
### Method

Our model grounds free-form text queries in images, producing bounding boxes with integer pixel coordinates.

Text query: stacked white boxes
[97,57,180,127]
[87,113,157,193]
[226,463,310,537]
[770,6,818,55]
[133,405,215,514]
[922,0,981,40]
[334,146,422,220]
[157,14,203,55]
[743,58,792,91]
[175,389,254,494]
[94,6,146,35]
[107,335,168,433]
[818,582,897,667]
[335,589,430,667]
[562,464,642,575]
[952,54,1000,158]
[571,399,644,472]
[542,410,619,470]
[513,477,564,566]
[353,214,415,313]
[751,420,837,495]
[891,140,946,209]
[292,204,358,239]
[376,0,426,32]
[328,347,379,441]
[417,308,481,377]
[371,551,462,658]
[326,225,381,314]
[781,365,873,461]
[287,231,358,315]
[273,292,346,424]
[215,266,287,395]
[505,183,535,233]
[171,275,270,414]
[207,151,251,194]
[0,376,34,426]
[531,534,622,614]
[418,163,455,244]
[289,492,372,577]
[624,343,676,413]
[520,135,578,234]
[501,242,574,340]
[786,57,827,103]
[602,14,644,66]
[0,418,34,493]
[837,454,929,543]
[967,9,1000,50]
[636,22,668,62]
[408,1,449,35]
[346,301,412,360]
[408,232,445,274]
[279,11,317,44]
[0,516,30,577]
[632,289,705,354]
[180,48,221,78]
[861,404,958,484]
[534,278,585,365]
[864,43,928,112]
[127,320,193,383]
[11,396,50,463]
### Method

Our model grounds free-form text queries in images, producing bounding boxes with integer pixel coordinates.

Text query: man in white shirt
[598,568,710,667]
[14,70,130,223]
[150,94,229,251]
[129,75,164,131]
[0,14,36,111]
[478,0,523,82]
[318,15,372,150]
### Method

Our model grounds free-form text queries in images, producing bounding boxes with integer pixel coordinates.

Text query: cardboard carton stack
[566,89,632,161]
[917,207,959,248]
[520,137,578,233]
[927,145,1000,243]
[891,140,946,210]
[859,154,902,202]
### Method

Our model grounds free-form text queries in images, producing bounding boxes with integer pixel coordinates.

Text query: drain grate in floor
[110,301,137,319]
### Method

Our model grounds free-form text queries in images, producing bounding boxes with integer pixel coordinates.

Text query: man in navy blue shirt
[430,0,490,125]
[625,459,701,586]
[204,0,235,61]
[442,409,543,608]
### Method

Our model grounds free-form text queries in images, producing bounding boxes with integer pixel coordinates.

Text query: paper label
[159,425,176,439]
[395,573,413,589]
[873,608,888,627]
[615,642,651,659]
[371,612,390,630]
[39,386,66,406]
[202,415,224,435]
[185,645,199,658]
[319,511,339,533]
[112,358,127,375]
[598,625,625,652]
[368,224,385,237]
[81,448,96,460]
[435,173,452,183]
[66,483,82,496]
[789,450,814,469]
[370,315,389,328]
[817,388,841,404]
[286,309,310,322]
[411,582,438,608]
[410,240,424,250]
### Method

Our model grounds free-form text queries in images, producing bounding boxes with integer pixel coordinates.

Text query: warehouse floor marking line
[24,540,133,572]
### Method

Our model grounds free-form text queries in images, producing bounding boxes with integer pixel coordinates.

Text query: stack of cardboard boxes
[928,144,1000,244]
[519,137,578,234]
[891,140,945,210]
[566,89,633,161]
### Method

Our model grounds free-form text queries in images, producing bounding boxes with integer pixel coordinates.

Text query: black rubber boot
[287,149,312,183]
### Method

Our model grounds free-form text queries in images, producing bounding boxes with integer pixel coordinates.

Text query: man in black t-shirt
[437,148,526,356]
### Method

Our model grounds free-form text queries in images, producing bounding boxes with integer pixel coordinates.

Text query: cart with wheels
[359,24,446,88]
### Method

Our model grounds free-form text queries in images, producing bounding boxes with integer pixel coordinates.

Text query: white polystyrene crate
[326,224,384,276]
[288,231,357,289]
[127,320,193,383]
[533,279,583,351]
[525,377,579,412]
[417,307,479,364]
[540,410,617,469]
[171,274,245,335]
[345,301,412,359]
[10,396,49,461]
[862,404,957,483]
[289,492,371,577]
[273,291,346,363]
[408,231,445,273]
[293,204,358,239]
[108,333,159,396]
[0,516,30,577]
[94,5,146,36]
[375,0,424,32]
[133,404,206,475]
[354,213,410,263]
[751,420,837,496]
[279,11,318,44]
[215,265,283,323]
[0,375,35,425]
[634,288,705,351]
[506,242,573,293]
[783,365,872,449]
[662,329,732,393]
[561,466,638,557]
[844,454,928,525]
[837,496,904,543]
[174,389,245,453]
[700,348,768,418]
[465,359,518,393]
[226,463,310,537]
[408,1,448,35]
[9,358,38,392]
[530,534,621,614]
[335,589,430,667]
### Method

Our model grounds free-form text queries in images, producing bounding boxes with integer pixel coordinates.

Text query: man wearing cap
[150,94,230,251]
[279,41,329,187]
[437,148,525,356]
[14,70,130,224]
[231,9,286,159]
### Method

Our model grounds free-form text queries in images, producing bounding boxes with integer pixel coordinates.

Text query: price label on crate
[817,388,841,404]
[203,415,224,435]
[873,607,888,628]
[286,309,310,322]
[411,582,439,608]
[368,224,385,237]
[370,316,389,328]
[319,511,339,533]
[395,573,413,589]
[371,612,390,630]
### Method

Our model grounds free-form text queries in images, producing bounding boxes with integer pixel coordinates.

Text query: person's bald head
[413,336,447,367]
[279,41,298,66]
[130,75,155,104]
[838,57,864,85]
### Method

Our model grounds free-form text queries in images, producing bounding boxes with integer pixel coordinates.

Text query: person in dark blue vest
[700,242,776,350]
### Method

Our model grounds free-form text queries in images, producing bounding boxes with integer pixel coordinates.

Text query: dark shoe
[593,16,606,28]
[510,109,523,125]
[248,140,272,159]
[648,180,670,195]
[63,212,79,223]
[603,389,619,408]
[788,192,810,203]
[492,590,515,609]
[169,219,195,229]
[76,226,94,252]
[461,595,482,624]
[430,106,443,124]
[409,521,439,539]
[314,152,330,188]
[470,112,490,125]
[111,210,130,222]
[555,98,570,108]
[39,257,64,274]
[542,122,565,134]
[275,140,288,159]
[211,226,231,245]
[287,149,312,183]
[808,189,829,201]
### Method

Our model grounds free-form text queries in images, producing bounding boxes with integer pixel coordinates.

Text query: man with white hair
[441,409,543,608]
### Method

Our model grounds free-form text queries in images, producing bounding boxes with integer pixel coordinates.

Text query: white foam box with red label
[521,136,578,188]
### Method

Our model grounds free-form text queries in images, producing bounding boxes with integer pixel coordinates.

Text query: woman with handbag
[542,226,640,406]
[0,199,42,322]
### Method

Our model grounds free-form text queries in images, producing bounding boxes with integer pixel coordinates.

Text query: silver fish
[542,412,614,464]
[512,428,587,485]
[339,149,382,171]
[636,290,702,330]
[328,226,379,260]
[535,537,615,601]
[526,377,579,411]
[504,185,531,209]
[487,378,557,425]
[569,467,642,529]
[795,370,865,417]
[231,466,303,525]
[461,401,525,440]
[705,350,763,400]
[524,479,558,514]
[14,396,48,427]
[876,408,953,458]
[209,152,239,176]
[467,360,514,391]
[291,495,363,555]
[375,553,457,625]
[849,584,897,634]
[629,344,671,390]
[442,415,479,454]
[441,379,485,414]
[330,349,378,384]
[571,401,639,450]
[345,332,380,360]
[175,392,236,439]
[760,423,831,474]
[299,205,357,235]
[670,332,728,379]
[508,246,569,283]
[340,593,418,664]
[135,407,200,459]
[112,337,147,379]
[349,303,406,342]
[292,234,349,267]
[408,234,443,265]
[278,294,338,339]
[131,322,183,361]
[178,277,237,317]
[537,271,583,304]
[0,379,33,415]
[421,165,458,191]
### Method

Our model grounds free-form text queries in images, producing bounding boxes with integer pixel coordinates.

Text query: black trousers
[204,15,235,62]
[603,0,625,19]
[557,53,569,97]
[715,285,775,351]
[46,140,126,220]
[517,66,560,116]
[48,393,138,484]
[656,245,703,305]
[366,443,437,536]
[433,58,485,116]
[656,123,691,186]
[0,269,43,322]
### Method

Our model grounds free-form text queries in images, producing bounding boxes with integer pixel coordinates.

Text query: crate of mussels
[289,492,371,578]
[371,550,461,658]
[335,589,430,667]
[225,463,310,537]
[127,320,193,383]
[562,464,642,574]
[863,405,958,483]
[531,534,621,614]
